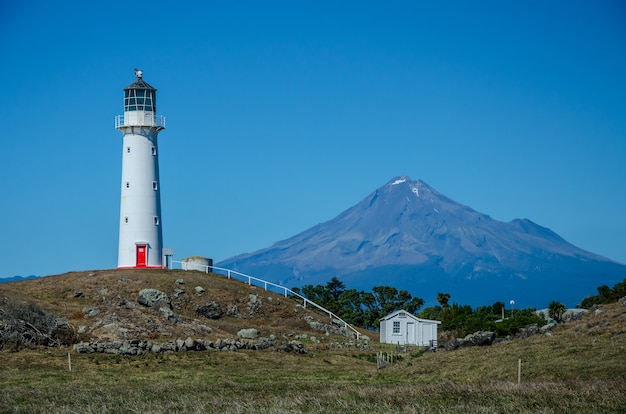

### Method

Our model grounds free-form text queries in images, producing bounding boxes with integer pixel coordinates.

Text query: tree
[548,301,566,322]
[580,278,626,308]
[299,279,424,329]
[326,277,345,302]
[436,293,451,308]
[337,289,368,326]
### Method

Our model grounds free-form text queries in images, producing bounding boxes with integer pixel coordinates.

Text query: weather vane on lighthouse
[114,70,166,268]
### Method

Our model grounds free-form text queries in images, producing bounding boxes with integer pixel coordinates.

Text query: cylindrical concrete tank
[182,256,213,272]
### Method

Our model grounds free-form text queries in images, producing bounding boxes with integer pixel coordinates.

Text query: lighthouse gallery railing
[115,114,166,129]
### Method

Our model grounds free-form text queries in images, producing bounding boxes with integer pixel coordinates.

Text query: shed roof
[379,309,441,324]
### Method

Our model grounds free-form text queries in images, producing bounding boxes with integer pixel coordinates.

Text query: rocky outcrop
[247,294,262,316]
[444,331,495,351]
[137,289,171,309]
[304,315,358,338]
[72,334,307,354]
[195,302,224,320]
[445,322,559,351]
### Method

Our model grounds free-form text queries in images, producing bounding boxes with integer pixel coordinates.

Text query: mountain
[217,176,626,308]
[0,275,38,283]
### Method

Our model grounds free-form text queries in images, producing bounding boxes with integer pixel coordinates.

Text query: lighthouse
[115,69,166,268]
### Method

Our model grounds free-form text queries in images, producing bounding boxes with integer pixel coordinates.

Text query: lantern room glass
[124,89,156,112]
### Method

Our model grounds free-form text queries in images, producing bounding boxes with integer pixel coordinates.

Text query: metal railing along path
[171,261,361,339]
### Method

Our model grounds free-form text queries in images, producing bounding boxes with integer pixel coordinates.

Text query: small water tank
[181,256,213,273]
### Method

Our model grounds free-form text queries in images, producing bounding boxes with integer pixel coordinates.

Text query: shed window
[399,312,407,318]
[393,321,400,334]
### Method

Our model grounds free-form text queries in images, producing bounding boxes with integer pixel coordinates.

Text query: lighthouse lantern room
[115,69,166,268]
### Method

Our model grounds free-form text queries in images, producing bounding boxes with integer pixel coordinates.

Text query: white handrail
[171,261,361,339]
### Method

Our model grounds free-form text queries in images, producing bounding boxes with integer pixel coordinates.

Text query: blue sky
[1,1,625,280]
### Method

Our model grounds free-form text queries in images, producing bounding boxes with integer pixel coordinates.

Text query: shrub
[0,298,77,351]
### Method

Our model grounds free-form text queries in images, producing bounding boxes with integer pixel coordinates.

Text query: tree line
[580,278,626,308]
[292,277,423,329]
[295,276,626,338]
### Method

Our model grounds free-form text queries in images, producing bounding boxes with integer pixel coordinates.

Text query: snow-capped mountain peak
[218,177,626,307]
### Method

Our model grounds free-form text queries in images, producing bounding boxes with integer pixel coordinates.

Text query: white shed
[379,310,441,348]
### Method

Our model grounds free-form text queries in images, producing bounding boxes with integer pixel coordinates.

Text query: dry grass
[0,269,360,341]
[1,270,625,412]
[1,348,624,413]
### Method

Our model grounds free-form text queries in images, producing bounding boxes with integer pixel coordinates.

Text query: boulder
[539,322,557,334]
[194,286,206,294]
[171,288,185,299]
[445,331,495,350]
[247,294,262,316]
[137,289,171,309]
[237,328,259,339]
[195,302,224,320]
[82,307,100,317]
[516,324,539,339]
[159,307,177,321]
[281,340,307,354]
[227,305,241,318]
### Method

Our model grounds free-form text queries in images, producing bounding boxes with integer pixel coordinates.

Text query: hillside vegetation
[1,269,625,413]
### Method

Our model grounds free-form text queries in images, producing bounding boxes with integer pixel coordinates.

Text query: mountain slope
[218,177,626,307]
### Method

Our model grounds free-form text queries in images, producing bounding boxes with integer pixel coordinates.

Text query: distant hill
[0,275,38,283]
[218,176,626,308]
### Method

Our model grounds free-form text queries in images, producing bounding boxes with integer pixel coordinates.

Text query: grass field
[1,333,625,413]
[1,271,625,413]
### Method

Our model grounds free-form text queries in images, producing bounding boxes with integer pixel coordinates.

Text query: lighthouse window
[125,181,130,189]
[126,147,131,153]
[152,181,158,190]
[153,216,159,225]
[124,89,156,112]
[151,146,156,155]
[124,217,129,224]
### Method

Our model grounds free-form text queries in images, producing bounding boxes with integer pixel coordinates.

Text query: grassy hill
[1,269,625,413]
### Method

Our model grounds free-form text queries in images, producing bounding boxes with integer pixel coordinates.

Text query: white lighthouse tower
[115,69,166,268]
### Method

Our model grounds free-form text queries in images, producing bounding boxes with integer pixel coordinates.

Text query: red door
[136,245,147,268]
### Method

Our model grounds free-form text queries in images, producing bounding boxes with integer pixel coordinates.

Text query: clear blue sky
[1,1,625,279]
